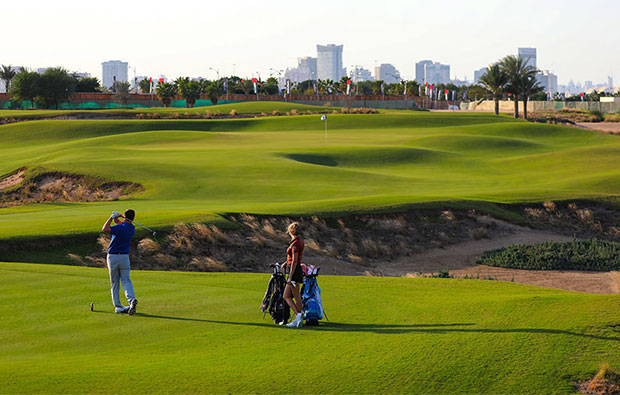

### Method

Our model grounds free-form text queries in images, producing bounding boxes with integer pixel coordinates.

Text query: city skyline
[2,0,619,86]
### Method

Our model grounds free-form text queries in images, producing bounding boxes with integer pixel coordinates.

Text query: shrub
[272,110,280,116]
[230,109,237,117]
[477,239,620,271]
[590,110,605,122]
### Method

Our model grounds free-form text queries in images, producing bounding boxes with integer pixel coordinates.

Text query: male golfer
[102,209,138,315]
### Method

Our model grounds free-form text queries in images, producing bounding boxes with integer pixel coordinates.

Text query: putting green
[1,104,620,240]
[1,262,618,394]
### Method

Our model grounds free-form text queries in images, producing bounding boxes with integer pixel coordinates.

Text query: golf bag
[301,266,327,326]
[261,263,290,325]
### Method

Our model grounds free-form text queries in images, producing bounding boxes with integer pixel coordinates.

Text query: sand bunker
[0,169,142,207]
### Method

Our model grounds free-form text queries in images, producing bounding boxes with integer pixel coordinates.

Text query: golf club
[118,215,157,236]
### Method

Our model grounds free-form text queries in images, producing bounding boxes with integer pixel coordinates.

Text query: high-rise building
[518,47,537,69]
[102,60,128,88]
[473,67,488,84]
[298,56,317,80]
[424,62,450,84]
[536,71,558,94]
[317,44,345,81]
[349,66,374,83]
[584,81,593,91]
[415,60,433,83]
[374,63,401,84]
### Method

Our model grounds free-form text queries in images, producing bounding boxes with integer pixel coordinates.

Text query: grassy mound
[2,112,620,240]
[1,262,619,394]
[477,239,620,271]
[0,101,338,120]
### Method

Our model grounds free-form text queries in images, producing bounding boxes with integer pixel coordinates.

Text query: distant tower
[415,60,433,84]
[102,60,128,88]
[609,76,614,89]
[316,44,345,81]
[517,47,537,69]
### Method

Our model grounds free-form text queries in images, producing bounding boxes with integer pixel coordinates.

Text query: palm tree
[179,80,202,108]
[156,82,177,107]
[204,81,222,105]
[138,78,151,94]
[519,74,544,120]
[478,64,508,116]
[114,81,131,107]
[0,65,18,93]
[500,55,537,119]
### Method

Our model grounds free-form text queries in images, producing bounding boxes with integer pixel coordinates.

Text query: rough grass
[1,262,619,394]
[1,111,620,240]
[477,239,620,271]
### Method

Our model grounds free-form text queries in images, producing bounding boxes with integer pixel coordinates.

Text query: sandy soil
[309,227,620,295]
[577,122,620,134]
[0,168,25,191]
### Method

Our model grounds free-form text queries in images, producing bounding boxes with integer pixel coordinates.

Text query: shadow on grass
[94,311,620,341]
[317,322,620,340]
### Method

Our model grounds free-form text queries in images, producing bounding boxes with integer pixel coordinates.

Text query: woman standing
[282,222,305,328]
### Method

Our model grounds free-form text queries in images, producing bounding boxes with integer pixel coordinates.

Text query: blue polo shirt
[108,222,135,254]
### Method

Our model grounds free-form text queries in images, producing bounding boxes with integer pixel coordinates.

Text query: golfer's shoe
[115,307,129,314]
[128,299,138,316]
[286,313,304,328]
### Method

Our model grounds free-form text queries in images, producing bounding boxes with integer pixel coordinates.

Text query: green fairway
[0,101,335,119]
[2,107,620,240]
[1,262,618,394]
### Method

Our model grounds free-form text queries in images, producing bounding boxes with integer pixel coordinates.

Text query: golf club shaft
[118,216,156,234]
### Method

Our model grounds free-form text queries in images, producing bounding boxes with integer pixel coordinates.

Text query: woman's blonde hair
[287,222,300,236]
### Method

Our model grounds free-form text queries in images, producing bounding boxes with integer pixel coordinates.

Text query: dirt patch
[577,364,620,395]
[0,168,26,191]
[12,201,619,294]
[0,169,142,207]
[577,122,620,135]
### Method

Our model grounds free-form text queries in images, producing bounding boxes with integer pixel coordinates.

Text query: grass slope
[0,101,336,119]
[1,262,619,394]
[1,110,620,240]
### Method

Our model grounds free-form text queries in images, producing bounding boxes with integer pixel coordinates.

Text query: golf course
[1,262,619,394]
[2,102,620,240]
[2,102,620,393]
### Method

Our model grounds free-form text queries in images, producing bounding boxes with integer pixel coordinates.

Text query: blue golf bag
[301,266,327,326]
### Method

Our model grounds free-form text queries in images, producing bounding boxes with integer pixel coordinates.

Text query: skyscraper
[423,62,450,84]
[415,60,433,83]
[536,71,558,94]
[374,64,401,84]
[102,60,128,88]
[517,48,537,69]
[297,56,317,80]
[349,66,374,83]
[473,67,488,84]
[316,44,345,81]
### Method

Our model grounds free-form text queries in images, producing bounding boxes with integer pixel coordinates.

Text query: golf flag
[313,80,318,94]
[403,81,407,96]
[223,78,228,94]
[286,79,291,95]
[321,114,326,121]
[346,79,351,95]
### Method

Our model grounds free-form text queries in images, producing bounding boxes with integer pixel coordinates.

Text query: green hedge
[476,239,620,271]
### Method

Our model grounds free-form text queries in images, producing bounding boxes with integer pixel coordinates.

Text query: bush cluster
[477,239,620,271]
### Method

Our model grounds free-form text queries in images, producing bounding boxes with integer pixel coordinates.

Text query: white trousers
[107,254,136,308]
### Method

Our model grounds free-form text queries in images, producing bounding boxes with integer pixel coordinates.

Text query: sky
[3,0,619,85]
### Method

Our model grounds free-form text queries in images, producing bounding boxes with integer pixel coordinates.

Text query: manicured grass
[1,262,618,394]
[0,101,337,119]
[2,108,620,240]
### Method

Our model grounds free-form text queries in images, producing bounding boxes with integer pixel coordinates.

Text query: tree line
[477,55,544,119]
